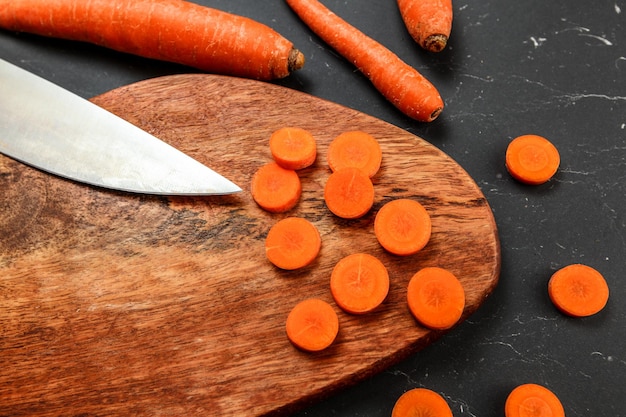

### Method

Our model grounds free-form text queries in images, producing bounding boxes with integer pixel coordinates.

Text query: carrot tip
[428,106,444,122]
[423,34,449,53]
[289,48,306,72]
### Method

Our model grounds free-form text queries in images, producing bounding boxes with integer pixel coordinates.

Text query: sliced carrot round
[374,198,431,256]
[407,267,465,330]
[269,127,317,170]
[548,264,609,317]
[392,387,453,417]
[327,130,382,177]
[330,253,389,314]
[285,298,339,352]
[324,167,375,219]
[265,217,321,270]
[250,162,301,213]
[505,134,560,185]
[505,383,565,417]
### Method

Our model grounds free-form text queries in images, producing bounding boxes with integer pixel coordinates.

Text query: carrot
[285,0,444,122]
[392,387,453,417]
[505,134,560,185]
[0,0,305,80]
[397,0,453,53]
[269,127,317,170]
[327,131,382,178]
[505,383,565,417]
[406,267,465,330]
[251,162,301,213]
[548,264,609,317]
[374,199,431,256]
[285,298,339,352]
[330,253,389,314]
[265,217,321,270]
[324,167,375,219]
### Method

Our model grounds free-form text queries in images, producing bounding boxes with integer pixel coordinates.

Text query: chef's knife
[0,59,241,195]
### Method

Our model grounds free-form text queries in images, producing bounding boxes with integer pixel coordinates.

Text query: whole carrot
[0,0,305,80]
[397,0,453,52]
[286,0,443,122]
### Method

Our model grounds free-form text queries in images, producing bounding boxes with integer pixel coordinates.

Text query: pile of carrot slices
[250,127,468,354]
[252,126,607,416]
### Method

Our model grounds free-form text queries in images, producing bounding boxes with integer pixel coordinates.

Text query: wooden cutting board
[0,74,500,416]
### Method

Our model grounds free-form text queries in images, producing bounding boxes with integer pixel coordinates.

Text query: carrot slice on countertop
[505,134,560,185]
[392,387,453,417]
[407,267,465,330]
[505,383,565,417]
[548,263,609,317]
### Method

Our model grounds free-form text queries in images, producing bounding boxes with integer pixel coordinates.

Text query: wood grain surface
[0,74,500,416]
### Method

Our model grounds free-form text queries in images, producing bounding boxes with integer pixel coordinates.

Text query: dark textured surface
[1,1,624,416]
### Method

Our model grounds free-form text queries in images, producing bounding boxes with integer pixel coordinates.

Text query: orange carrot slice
[324,167,375,219]
[505,383,565,417]
[374,198,431,256]
[548,264,609,317]
[407,267,465,330]
[251,162,301,213]
[265,217,321,270]
[505,134,560,185]
[327,131,382,178]
[392,387,453,417]
[330,253,389,314]
[285,298,339,352]
[269,127,317,170]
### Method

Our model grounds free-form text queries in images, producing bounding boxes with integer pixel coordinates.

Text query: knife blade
[0,59,241,196]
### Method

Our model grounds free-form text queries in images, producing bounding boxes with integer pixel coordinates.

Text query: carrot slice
[392,387,453,417]
[548,264,609,317]
[251,162,301,213]
[330,253,389,314]
[505,134,560,185]
[407,267,465,330]
[327,131,382,178]
[285,298,339,352]
[269,127,317,170]
[505,383,565,417]
[324,167,375,219]
[374,199,431,256]
[265,217,321,270]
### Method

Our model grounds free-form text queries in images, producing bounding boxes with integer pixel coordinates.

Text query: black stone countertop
[1,1,624,415]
